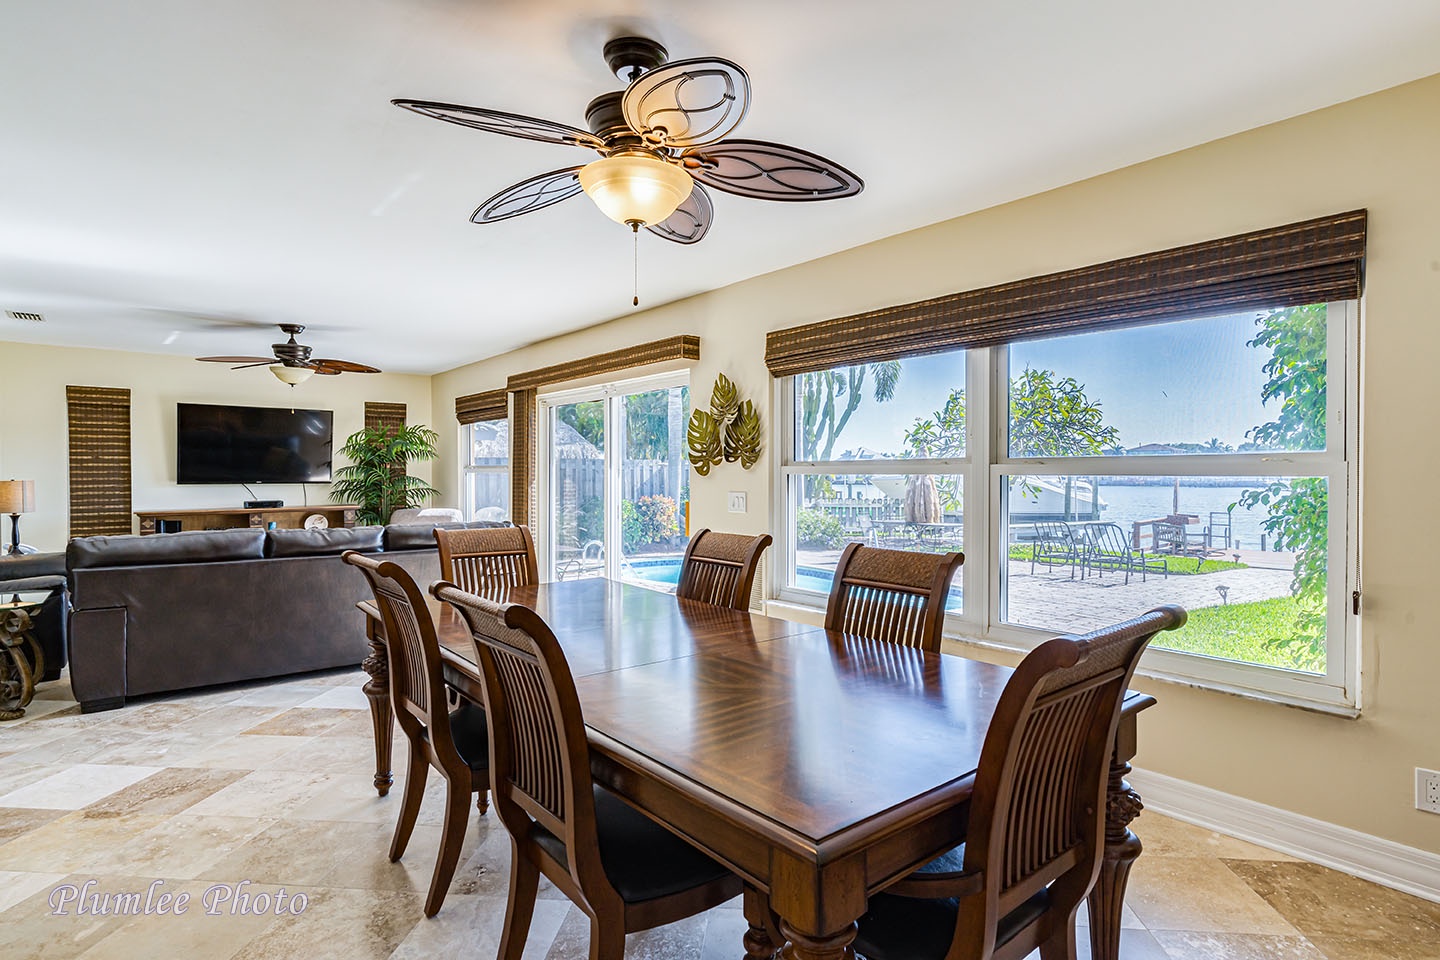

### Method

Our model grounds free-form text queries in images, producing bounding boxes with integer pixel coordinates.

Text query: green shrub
[796,509,847,549]
[622,495,678,550]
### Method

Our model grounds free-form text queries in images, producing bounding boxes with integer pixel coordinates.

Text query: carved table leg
[743,885,780,960]
[1087,756,1144,960]
[362,618,394,797]
[0,606,38,721]
[778,920,856,960]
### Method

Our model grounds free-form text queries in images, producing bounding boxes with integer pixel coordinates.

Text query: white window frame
[535,369,690,582]
[460,417,511,522]
[774,302,1360,713]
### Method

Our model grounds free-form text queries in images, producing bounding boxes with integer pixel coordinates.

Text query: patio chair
[1080,522,1167,584]
[1029,521,1081,578]
[1199,511,1233,551]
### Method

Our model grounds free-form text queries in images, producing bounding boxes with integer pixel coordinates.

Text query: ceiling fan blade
[197,356,273,363]
[392,100,605,150]
[621,58,750,148]
[311,359,381,374]
[646,183,713,244]
[230,362,274,370]
[681,140,863,201]
[472,166,585,223]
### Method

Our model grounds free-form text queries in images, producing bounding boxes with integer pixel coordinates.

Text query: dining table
[357,577,1155,960]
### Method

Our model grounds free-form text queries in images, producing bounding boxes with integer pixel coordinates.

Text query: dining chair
[433,580,742,960]
[823,542,965,652]
[853,604,1187,960]
[674,528,773,610]
[434,524,538,597]
[342,551,489,918]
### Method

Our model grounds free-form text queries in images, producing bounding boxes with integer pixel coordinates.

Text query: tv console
[135,505,358,535]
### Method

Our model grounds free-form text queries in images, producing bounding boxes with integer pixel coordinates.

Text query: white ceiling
[3,1,1439,375]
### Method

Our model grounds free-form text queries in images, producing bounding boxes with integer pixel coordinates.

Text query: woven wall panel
[510,388,537,528]
[505,335,700,391]
[455,389,508,425]
[765,210,1367,377]
[66,386,132,538]
[364,402,407,434]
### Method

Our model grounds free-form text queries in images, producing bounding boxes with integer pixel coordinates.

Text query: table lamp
[0,480,36,555]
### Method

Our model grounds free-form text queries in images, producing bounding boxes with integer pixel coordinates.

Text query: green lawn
[1008,544,1247,576]
[1153,595,1323,672]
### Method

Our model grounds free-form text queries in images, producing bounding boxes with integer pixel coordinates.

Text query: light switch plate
[728,492,747,514]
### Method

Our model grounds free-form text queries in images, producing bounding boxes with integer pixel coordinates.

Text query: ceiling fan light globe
[269,364,315,386]
[578,155,693,227]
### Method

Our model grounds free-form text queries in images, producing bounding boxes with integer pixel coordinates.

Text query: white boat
[866,475,1105,520]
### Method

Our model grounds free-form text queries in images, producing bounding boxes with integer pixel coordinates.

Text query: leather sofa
[66,521,500,712]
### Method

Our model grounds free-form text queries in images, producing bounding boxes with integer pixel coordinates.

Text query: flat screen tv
[177,403,333,484]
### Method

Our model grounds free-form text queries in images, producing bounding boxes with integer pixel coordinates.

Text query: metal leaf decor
[723,400,762,468]
[687,409,723,476]
[709,373,739,424]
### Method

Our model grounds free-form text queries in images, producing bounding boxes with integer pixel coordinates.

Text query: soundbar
[244,499,284,509]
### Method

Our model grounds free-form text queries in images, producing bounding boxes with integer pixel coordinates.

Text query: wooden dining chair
[342,551,489,918]
[853,605,1187,960]
[824,543,965,652]
[434,524,538,597]
[433,580,742,960]
[675,528,773,610]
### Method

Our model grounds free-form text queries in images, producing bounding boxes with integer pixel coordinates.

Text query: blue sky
[831,311,1281,456]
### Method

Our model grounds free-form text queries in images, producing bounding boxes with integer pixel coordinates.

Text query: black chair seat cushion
[855,883,1049,960]
[421,702,489,771]
[534,786,732,904]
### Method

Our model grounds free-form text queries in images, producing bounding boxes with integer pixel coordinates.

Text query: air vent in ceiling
[6,310,45,322]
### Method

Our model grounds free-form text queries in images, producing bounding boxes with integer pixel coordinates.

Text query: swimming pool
[623,556,964,611]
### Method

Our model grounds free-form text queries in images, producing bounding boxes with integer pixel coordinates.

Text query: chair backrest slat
[823,543,964,652]
[675,528,772,610]
[954,605,1185,954]
[436,525,538,597]
[434,581,602,884]
[344,551,455,752]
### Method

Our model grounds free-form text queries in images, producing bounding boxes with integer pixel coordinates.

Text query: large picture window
[779,302,1357,709]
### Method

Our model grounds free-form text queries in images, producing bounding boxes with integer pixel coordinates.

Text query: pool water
[623,557,964,612]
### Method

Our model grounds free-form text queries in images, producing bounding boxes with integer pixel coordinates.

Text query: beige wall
[0,342,433,552]
[432,72,1440,853]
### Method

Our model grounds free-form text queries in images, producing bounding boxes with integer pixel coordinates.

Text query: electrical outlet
[1417,768,1440,815]
[727,492,747,514]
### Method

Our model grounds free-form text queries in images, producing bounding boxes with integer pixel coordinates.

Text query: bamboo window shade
[504,334,700,529]
[66,386,133,537]
[764,210,1367,377]
[364,402,407,434]
[454,389,508,426]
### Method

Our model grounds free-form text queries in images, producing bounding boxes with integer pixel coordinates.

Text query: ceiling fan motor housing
[603,36,668,82]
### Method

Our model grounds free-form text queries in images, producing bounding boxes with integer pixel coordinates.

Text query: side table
[0,599,44,720]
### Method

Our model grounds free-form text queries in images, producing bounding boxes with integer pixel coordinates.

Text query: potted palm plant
[330,424,441,525]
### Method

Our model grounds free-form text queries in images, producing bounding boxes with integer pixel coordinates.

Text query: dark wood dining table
[358,577,1154,960]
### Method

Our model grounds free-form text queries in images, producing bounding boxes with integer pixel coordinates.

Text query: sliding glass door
[539,373,690,585]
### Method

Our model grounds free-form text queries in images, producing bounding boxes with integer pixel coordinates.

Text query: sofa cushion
[266,525,383,557]
[68,529,266,569]
[0,551,66,580]
[389,507,464,525]
[382,519,508,552]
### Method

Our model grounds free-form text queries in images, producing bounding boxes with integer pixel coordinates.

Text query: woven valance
[364,402,406,434]
[506,334,700,392]
[765,210,1367,377]
[454,389,508,425]
[67,385,132,538]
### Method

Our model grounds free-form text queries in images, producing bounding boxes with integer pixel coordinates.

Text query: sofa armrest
[68,606,127,712]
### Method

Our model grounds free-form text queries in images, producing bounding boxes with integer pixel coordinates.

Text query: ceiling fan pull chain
[632,221,640,307]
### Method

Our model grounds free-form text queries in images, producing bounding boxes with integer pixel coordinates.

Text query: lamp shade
[270,364,315,386]
[579,154,694,226]
[0,479,35,514]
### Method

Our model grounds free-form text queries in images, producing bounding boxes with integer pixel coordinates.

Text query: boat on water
[866,475,1106,522]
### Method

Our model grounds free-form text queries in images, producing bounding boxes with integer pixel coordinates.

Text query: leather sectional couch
[66,521,498,712]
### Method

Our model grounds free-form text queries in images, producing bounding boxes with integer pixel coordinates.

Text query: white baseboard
[1129,768,1440,904]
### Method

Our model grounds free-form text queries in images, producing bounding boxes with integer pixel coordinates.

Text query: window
[462,419,509,521]
[537,373,690,587]
[779,302,1357,710]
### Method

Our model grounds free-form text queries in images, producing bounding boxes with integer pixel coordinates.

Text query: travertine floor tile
[387,891,569,960]
[1152,930,1329,959]
[0,868,68,912]
[1126,856,1299,934]
[1225,860,1440,942]
[298,685,371,709]
[71,877,285,960]
[0,763,163,810]
[1307,936,1440,960]
[81,767,248,818]
[240,707,361,737]
[226,886,421,960]
[183,769,339,818]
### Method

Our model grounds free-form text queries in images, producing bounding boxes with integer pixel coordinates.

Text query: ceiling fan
[392,36,864,246]
[197,324,380,386]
